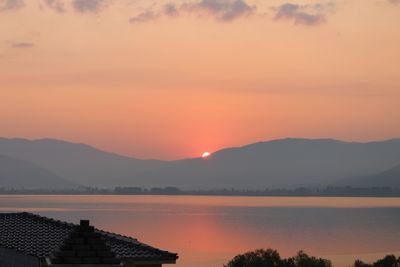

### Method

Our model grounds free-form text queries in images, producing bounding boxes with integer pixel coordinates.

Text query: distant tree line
[113,186,181,195]
[113,186,400,197]
[0,186,111,195]
[1,186,400,197]
[224,248,400,267]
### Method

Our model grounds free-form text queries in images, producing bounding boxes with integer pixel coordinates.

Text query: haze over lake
[1,195,400,267]
[2,1,400,266]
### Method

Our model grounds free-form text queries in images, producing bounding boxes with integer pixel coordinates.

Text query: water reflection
[1,195,400,267]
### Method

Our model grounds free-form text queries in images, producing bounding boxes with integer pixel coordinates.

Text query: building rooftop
[0,212,178,265]
[0,247,40,267]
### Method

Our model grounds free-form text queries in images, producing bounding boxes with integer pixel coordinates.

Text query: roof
[0,212,178,263]
[49,220,120,265]
[0,247,39,267]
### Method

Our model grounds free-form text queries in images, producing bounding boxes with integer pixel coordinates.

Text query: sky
[1,0,400,160]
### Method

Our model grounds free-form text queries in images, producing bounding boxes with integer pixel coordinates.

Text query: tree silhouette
[224,249,400,267]
[223,249,284,267]
[223,249,331,267]
[285,251,332,267]
[354,260,372,267]
[353,255,400,267]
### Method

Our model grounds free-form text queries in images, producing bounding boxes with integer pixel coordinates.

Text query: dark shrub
[353,259,372,267]
[224,249,399,267]
[373,255,399,267]
[224,249,331,267]
[353,255,400,267]
[285,251,332,267]
[223,249,284,267]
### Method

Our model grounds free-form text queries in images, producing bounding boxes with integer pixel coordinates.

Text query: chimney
[47,220,121,266]
[80,220,90,227]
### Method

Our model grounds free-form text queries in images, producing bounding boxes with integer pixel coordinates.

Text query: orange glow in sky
[1,0,400,159]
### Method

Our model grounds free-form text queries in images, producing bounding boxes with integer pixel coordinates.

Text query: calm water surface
[1,195,400,267]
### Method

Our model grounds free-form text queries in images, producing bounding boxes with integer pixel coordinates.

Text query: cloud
[182,0,255,21]
[388,0,400,4]
[129,0,256,24]
[72,0,105,13]
[274,2,333,26]
[129,10,158,24]
[130,3,182,24]
[0,0,24,11]
[164,3,179,17]
[11,42,34,48]
[43,0,66,12]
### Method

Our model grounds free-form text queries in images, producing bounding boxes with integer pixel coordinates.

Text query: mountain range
[0,137,400,189]
[0,154,76,189]
[341,162,400,188]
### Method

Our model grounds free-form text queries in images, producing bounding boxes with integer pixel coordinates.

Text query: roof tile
[0,212,177,263]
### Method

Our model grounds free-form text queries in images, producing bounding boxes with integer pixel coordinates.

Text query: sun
[202,152,211,158]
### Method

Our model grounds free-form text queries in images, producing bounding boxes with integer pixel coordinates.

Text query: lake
[1,195,400,267]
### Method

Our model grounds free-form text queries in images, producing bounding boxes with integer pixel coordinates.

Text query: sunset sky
[1,0,400,160]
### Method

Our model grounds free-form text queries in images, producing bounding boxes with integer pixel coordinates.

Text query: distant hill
[1,137,400,189]
[341,163,400,188]
[162,138,400,188]
[0,138,166,187]
[0,155,77,189]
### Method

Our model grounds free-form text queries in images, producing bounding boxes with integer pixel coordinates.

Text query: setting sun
[202,152,211,158]
[1,1,400,266]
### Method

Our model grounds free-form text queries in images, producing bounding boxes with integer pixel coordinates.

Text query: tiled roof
[0,247,39,267]
[50,220,120,265]
[0,212,178,263]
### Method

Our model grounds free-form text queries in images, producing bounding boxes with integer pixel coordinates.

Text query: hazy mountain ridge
[342,163,400,188]
[163,138,400,188]
[0,137,167,187]
[369,163,400,187]
[1,137,400,189]
[0,154,77,189]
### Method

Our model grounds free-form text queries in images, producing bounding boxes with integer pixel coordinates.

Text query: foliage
[223,249,284,267]
[285,251,332,267]
[353,260,372,267]
[353,255,400,267]
[223,249,331,267]
[224,249,400,267]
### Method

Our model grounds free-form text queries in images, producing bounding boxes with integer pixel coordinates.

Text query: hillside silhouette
[0,155,77,189]
[1,137,400,189]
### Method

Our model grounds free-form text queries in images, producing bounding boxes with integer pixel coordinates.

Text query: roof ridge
[1,212,176,255]
[96,229,177,257]
[0,212,178,261]
[95,229,138,243]
[20,212,75,227]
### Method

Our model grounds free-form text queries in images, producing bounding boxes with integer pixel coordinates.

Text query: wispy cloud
[43,0,66,13]
[11,42,35,48]
[181,0,255,21]
[273,2,333,26]
[130,0,255,24]
[129,3,181,24]
[163,3,179,17]
[388,0,400,4]
[72,0,106,13]
[129,10,158,24]
[0,0,24,11]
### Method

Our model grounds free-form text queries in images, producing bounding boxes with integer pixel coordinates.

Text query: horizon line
[1,136,400,162]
